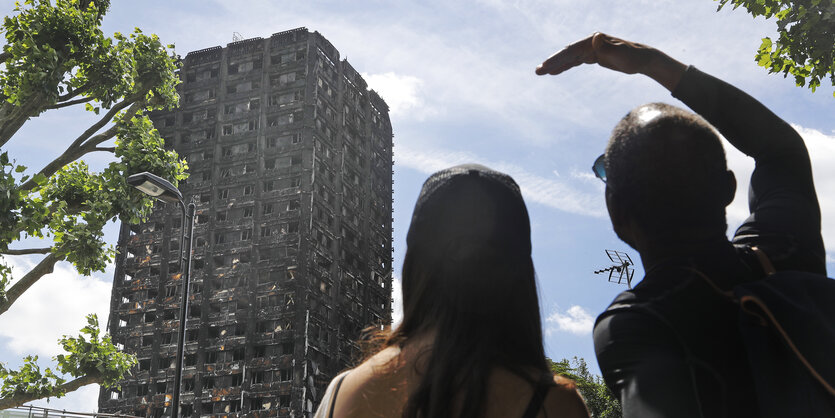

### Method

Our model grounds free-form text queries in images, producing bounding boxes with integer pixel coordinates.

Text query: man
[536,33,825,417]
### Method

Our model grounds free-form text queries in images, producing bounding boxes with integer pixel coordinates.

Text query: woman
[315,164,589,418]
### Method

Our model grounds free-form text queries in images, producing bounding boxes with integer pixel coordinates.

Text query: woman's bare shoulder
[344,346,402,383]
[545,375,591,418]
[332,347,406,418]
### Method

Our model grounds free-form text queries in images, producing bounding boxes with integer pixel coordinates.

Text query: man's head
[603,103,736,246]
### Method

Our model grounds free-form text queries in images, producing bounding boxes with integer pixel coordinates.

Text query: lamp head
[127,172,183,204]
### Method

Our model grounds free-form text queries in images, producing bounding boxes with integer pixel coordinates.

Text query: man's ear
[721,170,736,206]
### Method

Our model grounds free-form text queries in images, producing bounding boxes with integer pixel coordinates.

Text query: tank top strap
[520,372,553,418]
[327,371,350,418]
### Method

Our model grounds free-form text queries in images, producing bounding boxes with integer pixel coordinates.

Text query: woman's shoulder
[343,345,403,384]
[545,374,591,418]
[329,346,408,418]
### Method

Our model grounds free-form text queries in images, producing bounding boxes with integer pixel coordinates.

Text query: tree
[0,0,187,409]
[549,357,622,418]
[716,0,835,97]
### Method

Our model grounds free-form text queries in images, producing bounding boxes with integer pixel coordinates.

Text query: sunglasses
[592,154,607,184]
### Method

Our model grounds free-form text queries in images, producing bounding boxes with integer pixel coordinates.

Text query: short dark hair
[606,102,728,229]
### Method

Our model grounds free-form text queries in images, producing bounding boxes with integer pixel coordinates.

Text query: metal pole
[171,201,196,418]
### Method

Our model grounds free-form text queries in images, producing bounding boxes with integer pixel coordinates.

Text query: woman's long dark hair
[377,165,550,418]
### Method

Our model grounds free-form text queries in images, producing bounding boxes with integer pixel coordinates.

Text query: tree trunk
[0,252,58,316]
[0,373,101,410]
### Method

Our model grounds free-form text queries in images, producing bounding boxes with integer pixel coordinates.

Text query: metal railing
[1,405,140,418]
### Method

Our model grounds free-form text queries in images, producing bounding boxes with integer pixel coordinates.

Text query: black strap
[328,372,349,418]
[521,374,552,418]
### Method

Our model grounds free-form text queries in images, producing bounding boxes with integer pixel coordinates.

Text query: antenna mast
[593,249,636,288]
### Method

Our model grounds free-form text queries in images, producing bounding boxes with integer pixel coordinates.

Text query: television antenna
[594,250,635,288]
[232,32,244,42]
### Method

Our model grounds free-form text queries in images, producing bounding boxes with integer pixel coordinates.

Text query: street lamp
[127,172,196,418]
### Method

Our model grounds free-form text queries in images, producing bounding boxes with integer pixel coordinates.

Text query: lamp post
[127,172,196,418]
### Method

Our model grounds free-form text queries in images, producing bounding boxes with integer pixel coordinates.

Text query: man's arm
[537,33,825,274]
[672,67,825,274]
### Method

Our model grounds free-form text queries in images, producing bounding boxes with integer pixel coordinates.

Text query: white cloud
[391,276,403,328]
[362,72,434,119]
[396,143,606,217]
[569,168,599,183]
[723,139,756,228]
[0,256,113,358]
[546,305,594,336]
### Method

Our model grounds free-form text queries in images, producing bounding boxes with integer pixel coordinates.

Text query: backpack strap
[740,246,834,395]
[750,246,776,276]
[739,291,835,397]
[697,250,835,403]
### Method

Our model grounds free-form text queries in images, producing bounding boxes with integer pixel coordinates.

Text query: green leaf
[717,0,835,97]
[32,173,47,186]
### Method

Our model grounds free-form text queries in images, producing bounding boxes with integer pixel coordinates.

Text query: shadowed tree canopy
[0,0,187,409]
[716,0,835,97]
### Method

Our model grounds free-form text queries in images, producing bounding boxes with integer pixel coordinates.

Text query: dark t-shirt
[593,66,825,418]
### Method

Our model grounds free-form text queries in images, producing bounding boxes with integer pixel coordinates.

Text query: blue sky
[1,0,834,412]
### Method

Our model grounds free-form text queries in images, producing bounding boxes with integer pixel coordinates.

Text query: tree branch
[92,147,115,153]
[46,97,93,110]
[0,252,59,316]
[2,247,53,255]
[0,59,87,147]
[19,100,144,191]
[0,372,101,410]
[0,51,9,64]
[0,92,49,148]
[56,82,91,102]
[67,96,139,151]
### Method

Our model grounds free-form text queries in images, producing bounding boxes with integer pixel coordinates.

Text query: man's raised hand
[535,32,687,92]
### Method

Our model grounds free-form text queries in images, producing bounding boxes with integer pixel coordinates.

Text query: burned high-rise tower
[99,28,393,417]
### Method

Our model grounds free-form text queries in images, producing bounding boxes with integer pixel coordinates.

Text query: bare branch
[0,372,101,410]
[18,126,118,192]
[0,252,59,316]
[2,247,52,255]
[56,82,91,102]
[92,147,116,153]
[19,100,144,191]
[46,96,93,110]
[67,95,139,151]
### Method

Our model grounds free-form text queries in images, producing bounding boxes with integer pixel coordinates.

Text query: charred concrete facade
[99,28,393,417]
